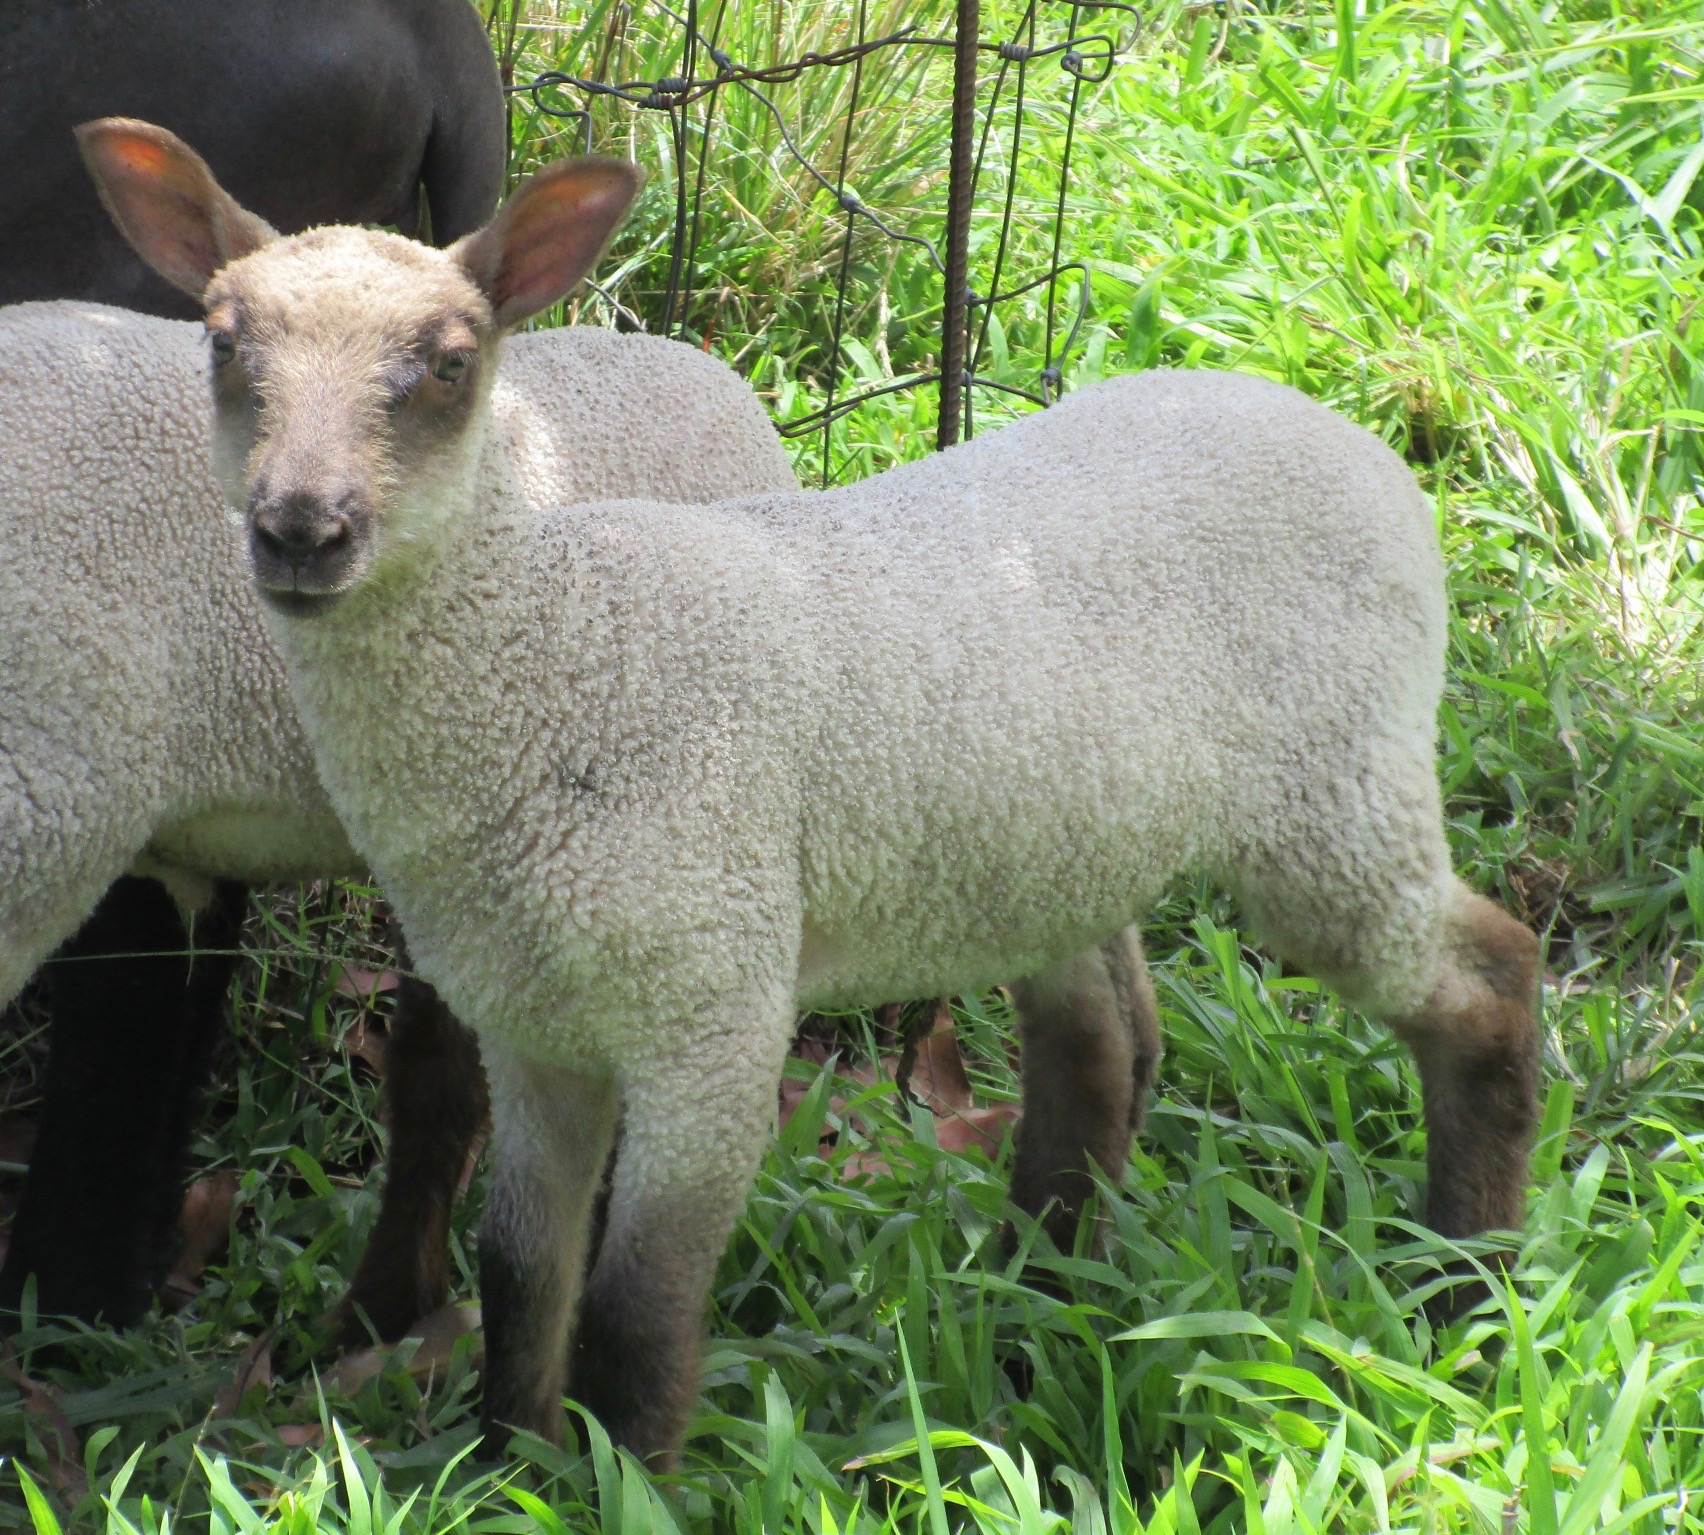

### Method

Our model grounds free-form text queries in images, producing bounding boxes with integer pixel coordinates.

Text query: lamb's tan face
[204,227,499,614]
[75,119,641,615]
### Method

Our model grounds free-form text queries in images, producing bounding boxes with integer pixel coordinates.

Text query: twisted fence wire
[508,0,1139,485]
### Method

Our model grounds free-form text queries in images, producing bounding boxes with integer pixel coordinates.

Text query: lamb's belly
[795,641,1221,1007]
[796,818,1185,1011]
[143,804,364,884]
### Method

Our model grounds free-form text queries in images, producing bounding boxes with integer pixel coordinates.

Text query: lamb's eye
[208,330,237,366]
[431,350,471,384]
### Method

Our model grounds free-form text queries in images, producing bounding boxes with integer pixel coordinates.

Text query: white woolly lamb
[84,123,1542,1468]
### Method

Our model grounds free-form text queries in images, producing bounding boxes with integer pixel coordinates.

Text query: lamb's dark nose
[251,493,351,570]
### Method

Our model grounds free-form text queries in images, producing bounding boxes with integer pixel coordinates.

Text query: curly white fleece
[0,302,796,1005]
[274,367,1461,1103]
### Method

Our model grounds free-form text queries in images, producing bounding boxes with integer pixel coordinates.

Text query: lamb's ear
[451,156,642,330]
[74,118,277,299]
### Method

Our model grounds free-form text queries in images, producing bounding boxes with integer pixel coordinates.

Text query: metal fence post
[937,0,978,451]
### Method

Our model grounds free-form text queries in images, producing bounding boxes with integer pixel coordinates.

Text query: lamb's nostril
[251,501,354,569]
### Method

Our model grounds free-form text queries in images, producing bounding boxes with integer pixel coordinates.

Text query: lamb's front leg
[570,1028,792,1467]
[477,1048,619,1450]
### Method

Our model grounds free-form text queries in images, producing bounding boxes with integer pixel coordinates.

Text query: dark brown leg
[332,975,490,1346]
[1236,853,1541,1271]
[477,1052,618,1455]
[571,1233,705,1467]
[1390,888,1541,1240]
[1007,925,1158,1253]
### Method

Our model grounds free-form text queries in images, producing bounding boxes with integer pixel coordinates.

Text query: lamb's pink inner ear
[452,157,642,330]
[74,118,276,298]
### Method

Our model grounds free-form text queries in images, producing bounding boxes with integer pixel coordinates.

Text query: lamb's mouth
[258,585,348,617]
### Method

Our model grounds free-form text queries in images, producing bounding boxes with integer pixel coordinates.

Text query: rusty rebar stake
[936,0,978,450]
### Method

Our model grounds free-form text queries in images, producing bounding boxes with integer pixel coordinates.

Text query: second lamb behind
[83,122,1542,1468]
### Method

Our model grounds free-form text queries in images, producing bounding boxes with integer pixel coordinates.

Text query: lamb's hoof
[315,1277,438,1360]
[317,1302,483,1395]
[1419,1246,1514,1331]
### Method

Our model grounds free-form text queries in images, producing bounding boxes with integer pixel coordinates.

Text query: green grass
[4,0,1704,1528]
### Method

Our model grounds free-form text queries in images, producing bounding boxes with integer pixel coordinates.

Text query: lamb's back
[744,370,1445,998]
[498,328,795,504]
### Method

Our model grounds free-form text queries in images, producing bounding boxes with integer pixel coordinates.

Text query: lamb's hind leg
[332,975,490,1347]
[1008,925,1159,1253]
[1231,768,1541,1243]
[1386,885,1540,1238]
[477,1049,618,1451]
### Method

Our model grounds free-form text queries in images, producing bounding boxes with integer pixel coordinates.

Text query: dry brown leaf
[325,1302,482,1397]
[160,1168,238,1310]
[213,1328,275,1418]
[340,1016,389,1078]
[276,1423,323,1448]
[780,1003,1022,1178]
[839,1138,904,1181]
[777,1076,814,1127]
[934,1103,1020,1157]
[906,1008,974,1114]
[2,1345,85,1503]
[332,963,400,1001]
[456,1132,487,1198]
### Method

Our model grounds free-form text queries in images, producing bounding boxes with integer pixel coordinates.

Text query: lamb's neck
[270,442,596,868]
[288,424,525,642]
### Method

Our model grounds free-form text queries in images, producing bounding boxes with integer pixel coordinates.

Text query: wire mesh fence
[507,0,1138,485]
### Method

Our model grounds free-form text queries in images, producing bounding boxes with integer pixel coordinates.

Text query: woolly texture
[277,367,1456,1073]
[0,302,796,1007]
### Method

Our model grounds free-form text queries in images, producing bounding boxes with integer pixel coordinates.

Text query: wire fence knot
[997,42,1033,61]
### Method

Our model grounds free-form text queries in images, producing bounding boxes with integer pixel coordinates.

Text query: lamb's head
[76,118,640,614]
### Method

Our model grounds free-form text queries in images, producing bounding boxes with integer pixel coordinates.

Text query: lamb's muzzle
[247,487,360,607]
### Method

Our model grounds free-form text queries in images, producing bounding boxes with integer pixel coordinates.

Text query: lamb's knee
[1395,887,1540,1062]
